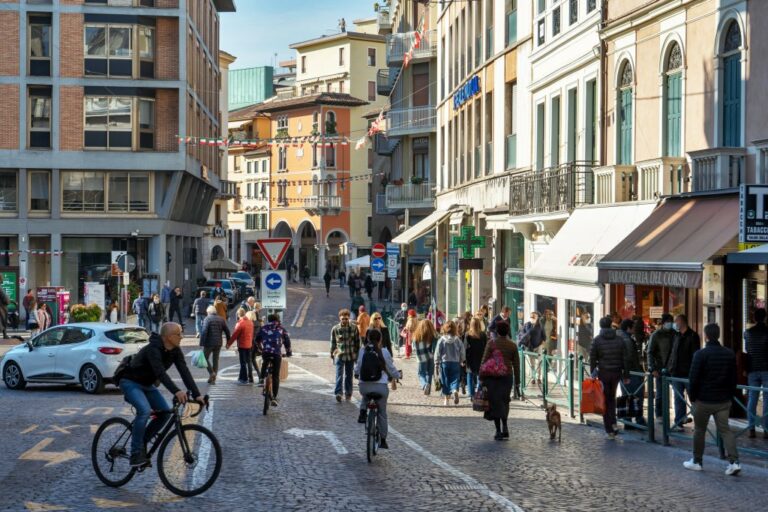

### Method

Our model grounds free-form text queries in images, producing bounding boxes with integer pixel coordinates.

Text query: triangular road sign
[257,238,292,270]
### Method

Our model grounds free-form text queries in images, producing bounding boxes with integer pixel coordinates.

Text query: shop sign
[451,225,486,259]
[1,271,17,302]
[504,269,524,290]
[458,258,484,270]
[740,184,768,248]
[453,75,481,110]
[422,263,432,281]
[598,269,701,288]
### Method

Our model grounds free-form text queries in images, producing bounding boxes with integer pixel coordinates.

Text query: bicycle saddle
[365,393,383,400]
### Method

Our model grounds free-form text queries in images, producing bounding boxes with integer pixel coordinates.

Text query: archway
[326,230,348,278]
[379,227,393,244]
[271,221,293,270]
[211,245,225,260]
[296,220,318,277]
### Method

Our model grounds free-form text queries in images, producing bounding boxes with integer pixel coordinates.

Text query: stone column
[50,233,62,286]
[316,244,327,277]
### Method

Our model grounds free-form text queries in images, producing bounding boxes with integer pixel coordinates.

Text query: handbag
[472,386,490,412]
[580,377,606,415]
[279,358,289,382]
[434,377,442,392]
[479,340,510,378]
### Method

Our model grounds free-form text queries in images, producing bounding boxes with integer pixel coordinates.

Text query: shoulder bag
[479,340,510,378]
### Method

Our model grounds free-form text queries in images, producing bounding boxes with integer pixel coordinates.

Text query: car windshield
[232,272,251,280]
[105,328,150,344]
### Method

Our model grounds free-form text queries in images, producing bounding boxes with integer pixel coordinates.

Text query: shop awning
[597,194,739,288]
[526,202,657,303]
[228,119,252,130]
[204,258,240,272]
[728,244,768,264]
[391,209,454,245]
[345,255,370,268]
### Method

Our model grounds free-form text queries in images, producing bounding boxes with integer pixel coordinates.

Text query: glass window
[29,171,50,211]
[85,97,109,129]
[367,48,376,66]
[61,327,94,345]
[0,171,17,212]
[109,97,131,128]
[138,99,153,129]
[30,24,50,58]
[62,172,105,212]
[30,96,51,129]
[108,27,132,57]
[108,172,129,211]
[85,26,106,56]
[570,301,594,359]
[552,7,561,36]
[104,328,149,344]
[138,26,154,59]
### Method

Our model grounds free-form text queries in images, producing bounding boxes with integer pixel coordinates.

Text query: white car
[1,323,149,394]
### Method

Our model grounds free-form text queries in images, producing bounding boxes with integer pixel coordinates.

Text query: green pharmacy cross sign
[452,226,486,259]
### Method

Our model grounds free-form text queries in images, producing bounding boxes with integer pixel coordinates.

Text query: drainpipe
[599,1,608,168]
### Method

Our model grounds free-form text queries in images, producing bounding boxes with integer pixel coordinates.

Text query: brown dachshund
[546,404,561,442]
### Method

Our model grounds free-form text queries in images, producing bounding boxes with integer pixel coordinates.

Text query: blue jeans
[747,371,768,430]
[672,380,690,425]
[467,371,478,398]
[238,348,253,383]
[440,361,461,396]
[335,359,355,397]
[417,360,433,389]
[149,320,161,334]
[195,314,205,335]
[120,379,170,457]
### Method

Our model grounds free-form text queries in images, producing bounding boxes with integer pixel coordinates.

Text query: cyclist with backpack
[355,330,401,449]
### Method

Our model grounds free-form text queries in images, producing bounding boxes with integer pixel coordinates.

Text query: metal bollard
[647,373,655,443]
[568,353,575,418]
[662,370,670,446]
[542,353,549,406]
[519,347,526,396]
[578,355,585,424]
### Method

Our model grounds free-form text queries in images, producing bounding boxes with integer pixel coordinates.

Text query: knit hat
[407,309,416,317]
[359,305,366,313]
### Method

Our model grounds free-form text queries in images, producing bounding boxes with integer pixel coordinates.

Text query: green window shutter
[665,72,682,156]
[536,103,546,171]
[551,96,561,167]
[619,88,633,165]
[723,54,741,147]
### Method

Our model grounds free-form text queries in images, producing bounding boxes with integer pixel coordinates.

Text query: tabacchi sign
[453,75,481,110]
[598,269,702,288]
[740,184,768,245]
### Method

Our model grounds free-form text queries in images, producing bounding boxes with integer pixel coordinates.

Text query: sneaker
[607,433,616,440]
[237,380,249,386]
[684,417,693,425]
[271,398,279,407]
[453,391,459,405]
[494,432,504,441]
[683,459,703,471]
[502,431,510,439]
[670,426,685,433]
[379,438,389,449]
[345,395,352,401]
[248,379,254,384]
[130,452,149,468]
[725,462,741,476]
[461,385,466,395]
[195,333,200,338]
[336,394,342,403]
[357,410,367,424]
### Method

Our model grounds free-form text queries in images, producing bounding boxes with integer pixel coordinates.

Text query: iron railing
[376,10,391,31]
[386,29,437,66]
[509,163,594,216]
[303,195,341,215]
[385,182,434,209]
[387,105,436,137]
[376,68,396,96]
[218,179,238,199]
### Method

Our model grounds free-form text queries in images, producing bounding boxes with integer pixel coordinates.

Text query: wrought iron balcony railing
[509,163,595,217]
[385,182,434,209]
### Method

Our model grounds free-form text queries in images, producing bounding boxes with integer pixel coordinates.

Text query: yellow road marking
[296,297,312,327]
[19,438,82,467]
[24,502,69,511]
[91,497,137,509]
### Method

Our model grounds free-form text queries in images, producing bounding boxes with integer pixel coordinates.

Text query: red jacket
[228,317,254,350]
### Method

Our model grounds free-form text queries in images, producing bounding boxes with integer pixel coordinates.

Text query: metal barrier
[519,349,544,399]
[518,349,575,418]
[730,383,768,457]
[616,370,655,443]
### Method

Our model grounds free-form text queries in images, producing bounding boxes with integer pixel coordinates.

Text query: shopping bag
[279,358,289,381]
[190,350,208,369]
[580,377,605,415]
[479,341,510,378]
[472,386,490,412]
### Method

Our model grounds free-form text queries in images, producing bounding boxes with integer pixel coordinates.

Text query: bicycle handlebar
[172,392,210,417]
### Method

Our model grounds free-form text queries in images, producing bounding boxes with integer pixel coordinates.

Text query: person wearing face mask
[647,313,676,418]
[667,314,700,430]
[147,294,166,333]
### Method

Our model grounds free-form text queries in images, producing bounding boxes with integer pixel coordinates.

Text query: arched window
[325,111,337,135]
[722,21,742,147]
[617,61,633,165]
[664,43,683,156]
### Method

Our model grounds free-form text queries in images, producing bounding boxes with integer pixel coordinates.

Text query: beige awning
[391,209,454,245]
[228,119,252,130]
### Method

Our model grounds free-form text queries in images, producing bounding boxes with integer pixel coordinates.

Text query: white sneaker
[725,462,741,476]
[683,459,703,471]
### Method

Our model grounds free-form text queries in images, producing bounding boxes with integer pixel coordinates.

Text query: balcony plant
[392,178,404,186]
[410,176,425,185]
[276,128,290,139]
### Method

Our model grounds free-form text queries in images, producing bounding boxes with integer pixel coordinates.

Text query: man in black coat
[684,323,740,475]
[668,314,700,429]
[745,308,768,439]
[590,316,629,439]
[168,287,184,326]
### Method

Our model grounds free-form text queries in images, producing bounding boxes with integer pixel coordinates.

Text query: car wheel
[80,364,104,394]
[3,361,27,390]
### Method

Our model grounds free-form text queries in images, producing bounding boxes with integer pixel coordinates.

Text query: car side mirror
[26,340,33,351]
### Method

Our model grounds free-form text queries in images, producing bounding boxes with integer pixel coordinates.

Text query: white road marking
[283,362,525,512]
[192,400,215,490]
[284,428,348,455]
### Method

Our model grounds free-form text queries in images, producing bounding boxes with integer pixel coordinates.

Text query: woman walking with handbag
[434,320,465,406]
[413,319,438,395]
[465,317,488,399]
[400,310,418,359]
[480,321,520,440]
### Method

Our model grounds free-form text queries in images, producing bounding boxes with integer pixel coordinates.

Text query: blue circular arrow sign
[371,258,385,272]
[265,272,283,290]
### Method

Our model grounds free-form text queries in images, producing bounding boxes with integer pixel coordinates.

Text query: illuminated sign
[453,75,481,110]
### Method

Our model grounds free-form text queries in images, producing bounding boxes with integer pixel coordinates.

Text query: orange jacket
[228,317,254,350]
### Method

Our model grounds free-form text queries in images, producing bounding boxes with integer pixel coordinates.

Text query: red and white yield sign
[256,238,292,270]
[371,243,386,259]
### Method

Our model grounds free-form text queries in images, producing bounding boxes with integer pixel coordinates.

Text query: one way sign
[261,270,286,309]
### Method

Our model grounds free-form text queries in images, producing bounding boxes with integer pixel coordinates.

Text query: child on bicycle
[255,313,292,406]
[354,330,400,449]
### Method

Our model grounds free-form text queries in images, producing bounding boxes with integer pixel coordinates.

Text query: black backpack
[359,345,383,382]
[112,354,134,386]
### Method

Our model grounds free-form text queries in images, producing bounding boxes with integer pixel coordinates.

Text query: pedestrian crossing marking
[24,503,69,511]
[91,497,137,508]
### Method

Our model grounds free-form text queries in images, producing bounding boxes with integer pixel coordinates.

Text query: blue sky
[220,0,375,70]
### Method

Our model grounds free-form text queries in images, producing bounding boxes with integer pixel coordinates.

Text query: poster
[1,270,17,303]
[84,282,106,309]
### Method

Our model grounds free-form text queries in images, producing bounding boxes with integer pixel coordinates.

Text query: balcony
[635,157,688,200]
[593,165,637,204]
[509,164,594,217]
[377,68,398,96]
[377,10,392,32]
[688,147,746,192]
[387,106,436,137]
[303,195,342,216]
[374,133,399,156]
[218,179,238,199]
[385,182,434,209]
[386,29,437,66]
[375,193,397,214]
[506,134,517,170]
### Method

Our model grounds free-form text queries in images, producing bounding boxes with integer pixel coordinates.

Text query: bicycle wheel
[157,424,222,497]
[366,410,377,463]
[91,417,136,487]
[263,377,272,416]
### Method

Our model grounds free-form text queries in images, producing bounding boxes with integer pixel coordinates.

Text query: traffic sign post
[261,270,287,310]
[257,238,292,270]
[372,243,386,259]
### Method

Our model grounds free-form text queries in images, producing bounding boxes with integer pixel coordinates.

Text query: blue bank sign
[453,75,481,110]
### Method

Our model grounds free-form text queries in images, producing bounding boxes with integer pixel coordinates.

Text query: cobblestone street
[1,283,766,512]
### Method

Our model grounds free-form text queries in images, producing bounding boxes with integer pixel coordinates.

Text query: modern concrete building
[0,0,235,306]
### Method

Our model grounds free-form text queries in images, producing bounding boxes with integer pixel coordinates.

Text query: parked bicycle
[91,393,221,497]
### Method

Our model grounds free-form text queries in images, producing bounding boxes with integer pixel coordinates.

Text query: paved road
[1,281,766,511]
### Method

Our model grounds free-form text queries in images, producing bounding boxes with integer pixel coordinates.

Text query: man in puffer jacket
[647,313,676,417]
[199,305,231,384]
[590,316,629,439]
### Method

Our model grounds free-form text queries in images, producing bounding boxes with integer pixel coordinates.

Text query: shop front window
[569,301,593,359]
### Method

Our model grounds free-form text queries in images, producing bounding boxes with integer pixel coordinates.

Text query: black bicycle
[364,392,382,463]
[262,360,275,416]
[91,393,222,497]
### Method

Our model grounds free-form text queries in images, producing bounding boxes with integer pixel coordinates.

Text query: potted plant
[373,2,380,12]
[410,176,425,185]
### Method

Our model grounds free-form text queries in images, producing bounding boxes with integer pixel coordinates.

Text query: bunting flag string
[176,134,352,148]
[0,250,65,257]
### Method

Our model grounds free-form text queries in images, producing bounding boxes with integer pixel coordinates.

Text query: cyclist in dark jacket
[119,323,202,467]
[256,314,292,405]
[590,316,628,438]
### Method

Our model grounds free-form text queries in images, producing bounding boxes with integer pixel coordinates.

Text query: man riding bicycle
[116,322,202,467]
[355,330,400,449]
[255,313,292,406]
